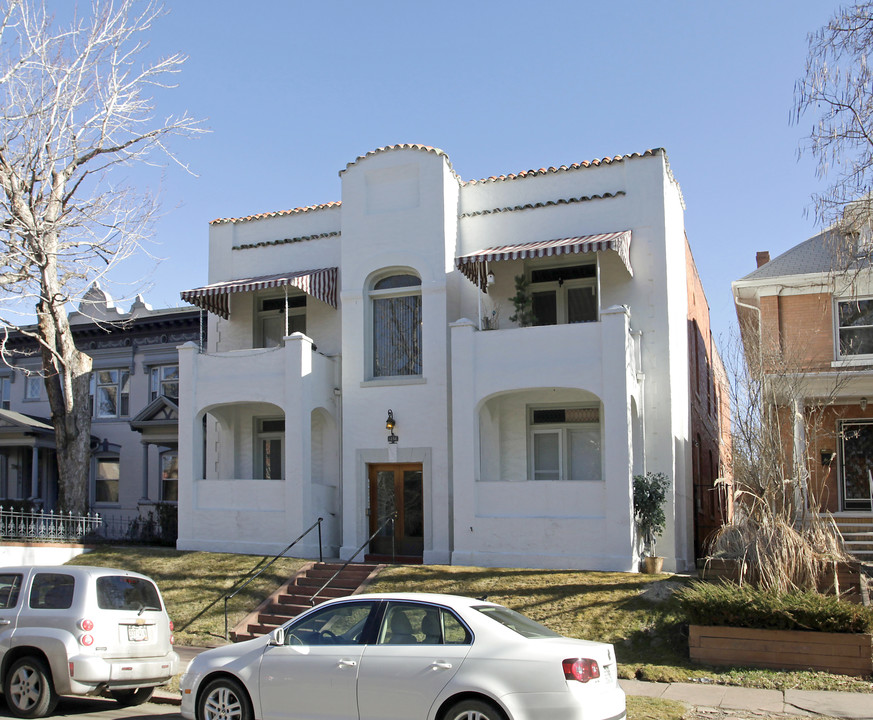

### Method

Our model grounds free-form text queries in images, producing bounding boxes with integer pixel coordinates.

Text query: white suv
[0,565,179,718]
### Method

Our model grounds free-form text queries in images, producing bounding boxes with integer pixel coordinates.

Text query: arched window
[369,273,422,377]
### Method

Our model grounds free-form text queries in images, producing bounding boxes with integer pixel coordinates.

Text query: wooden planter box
[689,625,873,676]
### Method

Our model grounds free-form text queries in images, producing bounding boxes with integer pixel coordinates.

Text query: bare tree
[0,0,201,513]
[794,2,873,239]
[708,318,850,593]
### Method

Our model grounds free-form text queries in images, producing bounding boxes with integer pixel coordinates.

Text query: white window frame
[90,368,130,419]
[835,296,873,360]
[0,376,10,409]
[159,449,178,503]
[150,365,179,402]
[93,454,120,505]
[528,261,599,326]
[528,405,603,482]
[367,271,422,379]
[255,417,284,480]
[256,292,306,348]
[24,375,41,401]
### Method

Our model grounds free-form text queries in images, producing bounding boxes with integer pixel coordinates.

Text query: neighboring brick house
[732,230,873,560]
[687,241,733,558]
[0,285,200,527]
[177,144,731,572]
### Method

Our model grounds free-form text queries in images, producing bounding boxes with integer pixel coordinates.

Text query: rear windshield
[96,576,162,612]
[474,605,561,639]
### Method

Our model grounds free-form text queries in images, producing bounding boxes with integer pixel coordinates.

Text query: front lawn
[68,549,873,693]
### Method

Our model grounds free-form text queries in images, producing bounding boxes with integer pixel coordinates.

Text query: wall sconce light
[861,397,868,412]
[486,271,495,286]
[386,409,398,444]
[821,450,835,467]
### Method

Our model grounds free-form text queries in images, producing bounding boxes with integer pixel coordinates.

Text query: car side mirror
[269,627,285,646]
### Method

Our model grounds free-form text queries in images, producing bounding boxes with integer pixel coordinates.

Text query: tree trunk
[37,297,93,515]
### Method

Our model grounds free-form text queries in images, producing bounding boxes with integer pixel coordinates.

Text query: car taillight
[563,658,601,683]
[80,634,94,646]
[79,618,94,631]
[169,619,175,645]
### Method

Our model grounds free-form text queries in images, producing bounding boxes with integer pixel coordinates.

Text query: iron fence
[0,507,102,542]
[0,504,177,545]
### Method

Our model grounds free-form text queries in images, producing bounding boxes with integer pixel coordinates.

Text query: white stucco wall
[178,146,699,572]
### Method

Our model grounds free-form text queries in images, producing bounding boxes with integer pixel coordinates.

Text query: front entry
[368,463,423,558]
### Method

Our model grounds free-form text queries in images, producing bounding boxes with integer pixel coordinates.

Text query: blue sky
[106,0,838,345]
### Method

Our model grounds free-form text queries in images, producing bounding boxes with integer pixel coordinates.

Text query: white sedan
[180,592,626,720]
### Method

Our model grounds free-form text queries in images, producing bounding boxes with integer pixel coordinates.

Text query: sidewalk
[621,678,873,719]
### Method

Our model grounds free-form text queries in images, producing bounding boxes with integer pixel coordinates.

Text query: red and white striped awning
[180,267,338,318]
[455,231,633,290]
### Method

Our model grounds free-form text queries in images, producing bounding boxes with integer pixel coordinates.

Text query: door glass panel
[568,286,597,323]
[531,291,557,326]
[842,421,873,510]
[533,432,560,480]
[375,471,396,538]
[403,471,423,541]
[568,426,601,481]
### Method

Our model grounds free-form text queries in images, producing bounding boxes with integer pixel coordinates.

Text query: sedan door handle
[338,659,358,668]
[431,661,453,670]
[0,620,10,626]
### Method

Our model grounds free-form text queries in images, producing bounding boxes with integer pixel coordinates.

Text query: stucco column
[600,306,637,571]
[30,446,39,501]
[283,333,315,555]
[793,398,808,512]
[176,341,199,550]
[448,318,476,565]
[141,442,150,502]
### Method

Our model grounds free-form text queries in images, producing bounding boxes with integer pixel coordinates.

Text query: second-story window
[91,369,130,418]
[530,264,597,326]
[150,365,179,401]
[0,376,10,409]
[258,294,306,348]
[837,297,873,358]
[370,273,422,377]
[24,375,41,401]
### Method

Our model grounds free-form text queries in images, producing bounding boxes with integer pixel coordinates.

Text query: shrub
[677,580,873,634]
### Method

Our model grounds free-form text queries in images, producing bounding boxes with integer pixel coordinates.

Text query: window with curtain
[370,273,422,377]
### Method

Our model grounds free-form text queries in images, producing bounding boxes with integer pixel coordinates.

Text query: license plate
[127,625,148,642]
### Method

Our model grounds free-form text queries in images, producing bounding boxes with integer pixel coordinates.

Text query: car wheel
[444,698,506,720]
[3,656,59,719]
[198,677,252,720]
[110,687,155,706]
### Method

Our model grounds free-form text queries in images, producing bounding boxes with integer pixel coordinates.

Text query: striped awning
[180,267,338,319]
[455,231,633,291]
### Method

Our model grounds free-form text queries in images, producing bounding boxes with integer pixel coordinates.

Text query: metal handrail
[224,516,323,640]
[309,512,397,605]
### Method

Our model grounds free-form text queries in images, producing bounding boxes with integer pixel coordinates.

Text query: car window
[285,601,374,646]
[377,602,472,645]
[97,576,162,611]
[30,573,75,610]
[474,605,560,638]
[0,574,22,609]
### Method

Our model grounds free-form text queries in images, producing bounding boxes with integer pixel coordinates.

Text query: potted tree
[508,274,535,327]
[633,471,671,573]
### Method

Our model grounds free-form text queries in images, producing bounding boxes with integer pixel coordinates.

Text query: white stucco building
[178,144,727,573]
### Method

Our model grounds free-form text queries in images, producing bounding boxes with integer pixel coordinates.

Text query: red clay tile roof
[209,201,342,226]
[339,144,456,176]
[211,147,674,225]
[464,149,665,185]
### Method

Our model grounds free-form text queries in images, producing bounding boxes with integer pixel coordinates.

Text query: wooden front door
[368,464,423,557]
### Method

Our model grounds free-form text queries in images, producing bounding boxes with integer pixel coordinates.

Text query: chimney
[756,251,770,268]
